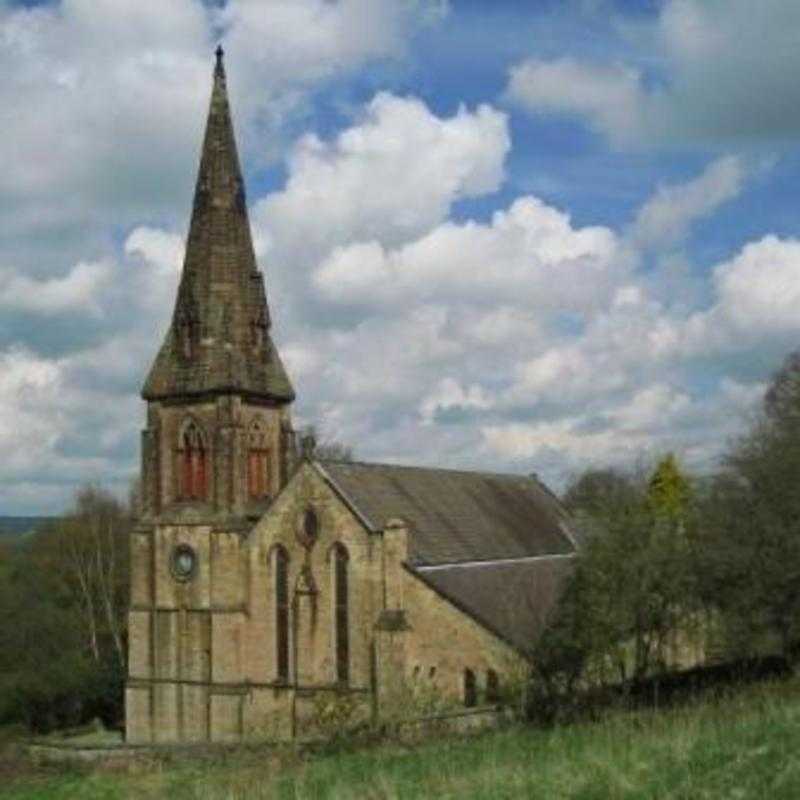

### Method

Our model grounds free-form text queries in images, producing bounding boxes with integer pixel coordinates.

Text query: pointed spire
[143,50,294,403]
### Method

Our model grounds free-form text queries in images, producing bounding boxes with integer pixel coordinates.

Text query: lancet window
[273,546,290,683]
[332,544,350,684]
[177,419,207,501]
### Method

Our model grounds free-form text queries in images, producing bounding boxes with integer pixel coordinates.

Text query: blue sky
[2,0,800,514]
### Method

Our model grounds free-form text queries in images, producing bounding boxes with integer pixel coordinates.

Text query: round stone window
[170,544,198,582]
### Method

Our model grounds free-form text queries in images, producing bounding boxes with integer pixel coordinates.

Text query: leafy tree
[532,459,701,719]
[695,353,800,658]
[0,484,132,731]
[0,532,95,731]
[562,468,638,515]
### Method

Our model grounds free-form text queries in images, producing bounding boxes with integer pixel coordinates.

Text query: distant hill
[0,516,51,539]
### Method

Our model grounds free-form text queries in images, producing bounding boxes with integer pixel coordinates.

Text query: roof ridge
[316,457,542,482]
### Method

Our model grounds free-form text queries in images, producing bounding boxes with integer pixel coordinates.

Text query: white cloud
[0,0,447,511]
[506,0,800,147]
[254,113,789,492]
[312,195,622,315]
[0,348,63,469]
[0,261,112,316]
[0,0,440,275]
[505,57,645,144]
[419,377,494,424]
[2,4,797,514]
[632,156,745,248]
[255,93,509,266]
[125,227,184,276]
[679,236,800,354]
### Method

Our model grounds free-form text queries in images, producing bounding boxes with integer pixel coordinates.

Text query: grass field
[2,679,799,799]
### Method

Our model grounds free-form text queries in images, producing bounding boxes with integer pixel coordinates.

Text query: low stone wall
[25,704,513,766]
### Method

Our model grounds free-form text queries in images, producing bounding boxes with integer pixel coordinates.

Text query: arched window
[486,669,500,704]
[177,419,207,501]
[273,546,290,683]
[464,668,477,708]
[333,544,349,684]
[248,420,270,499]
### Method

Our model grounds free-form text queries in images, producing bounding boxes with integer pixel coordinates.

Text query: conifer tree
[647,453,692,523]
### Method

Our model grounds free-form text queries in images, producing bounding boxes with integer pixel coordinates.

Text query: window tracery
[176,418,207,501]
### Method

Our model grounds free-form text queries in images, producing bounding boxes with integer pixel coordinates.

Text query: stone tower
[139,46,295,526]
[126,49,296,743]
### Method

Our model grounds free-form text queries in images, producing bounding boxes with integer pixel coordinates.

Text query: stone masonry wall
[127,460,528,744]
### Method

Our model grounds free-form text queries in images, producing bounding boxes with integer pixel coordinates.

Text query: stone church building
[125,50,577,744]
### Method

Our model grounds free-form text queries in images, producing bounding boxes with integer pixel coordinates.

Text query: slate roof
[316,460,576,566]
[413,556,575,654]
[143,49,293,402]
[315,459,577,655]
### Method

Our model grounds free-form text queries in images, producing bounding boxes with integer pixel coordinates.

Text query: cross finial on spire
[215,44,224,75]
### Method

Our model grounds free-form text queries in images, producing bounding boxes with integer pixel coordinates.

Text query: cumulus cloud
[249,112,792,494]
[3,2,798,513]
[679,236,800,356]
[0,0,441,273]
[255,93,509,263]
[312,195,622,314]
[0,0,446,511]
[506,0,800,147]
[217,0,447,138]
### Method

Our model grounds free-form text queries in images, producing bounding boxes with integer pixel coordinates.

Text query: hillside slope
[2,679,800,799]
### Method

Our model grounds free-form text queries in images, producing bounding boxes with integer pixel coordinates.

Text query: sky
[3,0,800,514]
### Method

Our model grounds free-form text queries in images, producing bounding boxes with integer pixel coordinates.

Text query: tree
[0,485,134,731]
[299,424,354,462]
[562,468,637,515]
[0,522,97,731]
[695,353,800,659]
[532,459,701,719]
[647,453,692,523]
[54,486,131,670]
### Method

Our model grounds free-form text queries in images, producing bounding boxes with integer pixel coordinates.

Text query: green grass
[3,680,800,799]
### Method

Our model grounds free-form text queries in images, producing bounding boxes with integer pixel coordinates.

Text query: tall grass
[3,680,800,799]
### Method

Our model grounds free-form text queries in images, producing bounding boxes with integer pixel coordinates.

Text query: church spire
[143,49,294,403]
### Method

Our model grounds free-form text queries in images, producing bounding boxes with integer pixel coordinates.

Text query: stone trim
[129,605,248,614]
[127,678,370,693]
[415,552,575,572]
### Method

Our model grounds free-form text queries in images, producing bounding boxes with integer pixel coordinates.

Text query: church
[125,49,577,744]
